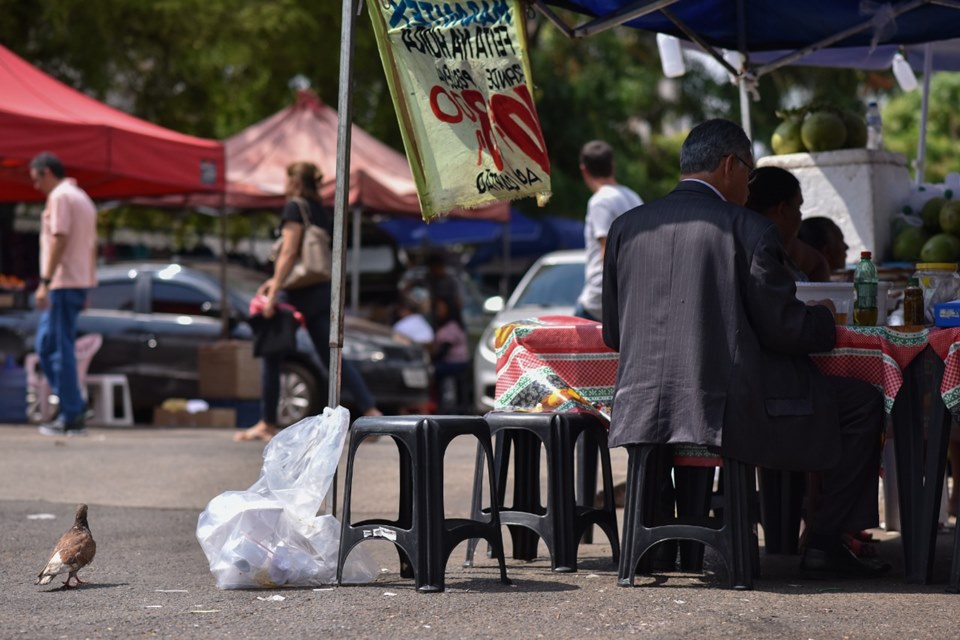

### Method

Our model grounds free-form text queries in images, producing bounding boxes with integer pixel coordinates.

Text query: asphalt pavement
[2,420,959,639]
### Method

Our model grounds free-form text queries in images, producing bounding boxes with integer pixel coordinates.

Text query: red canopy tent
[0,44,224,202]
[139,90,507,221]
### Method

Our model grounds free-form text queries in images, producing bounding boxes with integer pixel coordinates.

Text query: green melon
[771,118,805,155]
[892,225,929,261]
[840,111,868,148]
[801,111,847,152]
[920,233,960,263]
[941,200,960,235]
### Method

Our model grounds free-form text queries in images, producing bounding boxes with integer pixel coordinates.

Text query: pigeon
[36,504,96,588]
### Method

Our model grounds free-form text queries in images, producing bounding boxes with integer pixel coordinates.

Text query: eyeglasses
[730,153,755,177]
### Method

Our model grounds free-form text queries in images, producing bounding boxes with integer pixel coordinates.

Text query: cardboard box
[153,407,237,428]
[197,340,261,399]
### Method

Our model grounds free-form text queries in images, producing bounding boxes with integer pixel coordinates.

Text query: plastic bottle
[853,250,879,326]
[866,101,883,150]
[903,277,925,326]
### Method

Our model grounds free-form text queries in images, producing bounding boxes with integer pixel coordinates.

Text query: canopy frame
[529,0,960,141]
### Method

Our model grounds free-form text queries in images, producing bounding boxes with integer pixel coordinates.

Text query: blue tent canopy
[379,209,547,249]
[544,1,960,52]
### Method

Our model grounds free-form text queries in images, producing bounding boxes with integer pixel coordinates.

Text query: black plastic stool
[336,415,510,593]
[464,411,620,572]
[618,444,757,590]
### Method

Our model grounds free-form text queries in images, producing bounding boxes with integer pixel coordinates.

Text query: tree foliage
[883,72,960,184]
[1,0,933,226]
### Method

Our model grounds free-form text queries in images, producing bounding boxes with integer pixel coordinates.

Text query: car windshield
[512,262,584,308]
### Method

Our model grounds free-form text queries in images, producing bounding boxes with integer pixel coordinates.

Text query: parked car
[0,262,431,425]
[473,250,586,413]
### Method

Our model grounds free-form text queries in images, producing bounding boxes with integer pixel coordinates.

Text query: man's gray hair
[679,119,752,175]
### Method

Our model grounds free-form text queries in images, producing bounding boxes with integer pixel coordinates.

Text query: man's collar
[679,178,726,201]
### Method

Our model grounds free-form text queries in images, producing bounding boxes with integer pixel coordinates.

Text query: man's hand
[35,282,49,310]
[807,298,836,316]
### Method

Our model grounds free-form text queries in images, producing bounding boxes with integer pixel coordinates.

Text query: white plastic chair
[25,333,103,422]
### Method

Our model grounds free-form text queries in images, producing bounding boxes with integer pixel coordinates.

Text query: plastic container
[656,33,686,78]
[913,262,960,323]
[791,283,844,325]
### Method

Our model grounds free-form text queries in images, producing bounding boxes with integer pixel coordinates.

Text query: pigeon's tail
[36,572,53,585]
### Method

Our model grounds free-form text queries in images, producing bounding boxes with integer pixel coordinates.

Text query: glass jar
[913,262,960,323]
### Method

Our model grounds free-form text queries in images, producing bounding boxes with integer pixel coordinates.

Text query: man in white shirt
[574,140,643,322]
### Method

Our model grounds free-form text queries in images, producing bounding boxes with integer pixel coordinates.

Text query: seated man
[745,166,832,282]
[799,216,850,274]
[601,119,888,578]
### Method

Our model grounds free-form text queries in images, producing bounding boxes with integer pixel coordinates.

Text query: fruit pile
[0,274,25,290]
[892,191,960,262]
[771,105,868,155]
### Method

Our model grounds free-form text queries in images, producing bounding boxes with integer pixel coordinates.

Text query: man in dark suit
[601,119,887,577]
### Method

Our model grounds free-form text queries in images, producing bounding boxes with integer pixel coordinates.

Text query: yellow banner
[368,0,551,219]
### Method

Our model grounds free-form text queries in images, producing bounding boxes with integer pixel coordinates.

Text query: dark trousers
[261,283,375,423]
[808,375,885,536]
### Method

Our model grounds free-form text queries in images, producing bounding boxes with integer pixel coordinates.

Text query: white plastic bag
[196,406,379,588]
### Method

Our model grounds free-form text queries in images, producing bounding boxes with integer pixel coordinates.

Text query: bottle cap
[860,250,872,258]
[907,277,920,287]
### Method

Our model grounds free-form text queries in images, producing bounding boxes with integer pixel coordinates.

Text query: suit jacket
[601,180,840,471]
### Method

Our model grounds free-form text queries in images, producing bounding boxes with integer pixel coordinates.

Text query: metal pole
[329,0,359,516]
[218,194,229,339]
[350,207,361,314]
[739,78,752,141]
[331,0,358,411]
[500,216,511,300]
[916,43,933,186]
[735,0,752,141]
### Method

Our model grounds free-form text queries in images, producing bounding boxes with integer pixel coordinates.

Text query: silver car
[473,249,586,413]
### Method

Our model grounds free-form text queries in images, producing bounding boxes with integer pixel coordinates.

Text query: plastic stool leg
[463,441,486,567]
[576,429,599,544]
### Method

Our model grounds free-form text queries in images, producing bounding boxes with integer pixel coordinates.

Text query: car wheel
[277,361,320,427]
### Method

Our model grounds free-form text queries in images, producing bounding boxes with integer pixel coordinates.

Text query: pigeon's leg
[63,572,81,587]
[73,575,88,585]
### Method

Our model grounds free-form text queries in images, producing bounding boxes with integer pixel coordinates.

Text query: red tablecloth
[494,316,960,418]
[495,315,616,420]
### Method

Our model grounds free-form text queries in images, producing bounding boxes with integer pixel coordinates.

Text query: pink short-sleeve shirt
[41,179,98,289]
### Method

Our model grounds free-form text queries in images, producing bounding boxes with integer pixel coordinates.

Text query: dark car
[0,262,431,425]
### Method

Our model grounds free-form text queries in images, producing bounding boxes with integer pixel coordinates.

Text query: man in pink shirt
[30,152,98,436]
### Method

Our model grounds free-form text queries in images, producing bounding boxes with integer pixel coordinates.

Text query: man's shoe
[38,416,88,437]
[800,543,891,579]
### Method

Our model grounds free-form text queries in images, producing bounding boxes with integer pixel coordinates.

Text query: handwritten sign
[368,0,551,219]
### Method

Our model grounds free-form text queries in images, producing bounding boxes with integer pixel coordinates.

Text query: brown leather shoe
[800,543,891,579]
